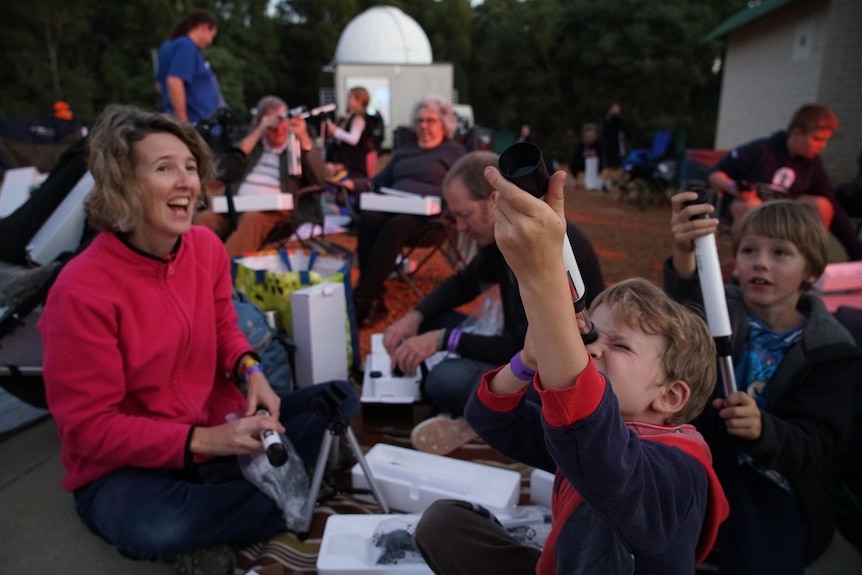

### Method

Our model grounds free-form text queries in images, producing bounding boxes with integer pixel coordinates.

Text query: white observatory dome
[332,6,433,65]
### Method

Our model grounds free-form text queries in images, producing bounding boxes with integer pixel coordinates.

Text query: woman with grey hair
[346,93,467,325]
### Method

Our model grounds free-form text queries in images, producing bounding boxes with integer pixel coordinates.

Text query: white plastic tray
[361,334,422,404]
[351,443,521,513]
[317,514,432,575]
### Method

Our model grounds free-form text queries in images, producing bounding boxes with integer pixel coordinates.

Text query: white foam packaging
[359,191,441,216]
[350,443,521,513]
[361,333,422,403]
[211,193,294,213]
[529,468,554,508]
[317,514,433,575]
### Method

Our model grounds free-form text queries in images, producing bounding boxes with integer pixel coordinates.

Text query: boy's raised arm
[485,166,588,390]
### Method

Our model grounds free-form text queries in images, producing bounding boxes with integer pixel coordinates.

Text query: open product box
[361,333,422,404]
[316,514,432,575]
[350,443,521,513]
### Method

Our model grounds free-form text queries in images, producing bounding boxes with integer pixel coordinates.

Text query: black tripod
[298,383,389,538]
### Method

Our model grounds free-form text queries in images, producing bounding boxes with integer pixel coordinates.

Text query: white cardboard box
[362,334,422,403]
[291,282,348,387]
[211,193,294,213]
[351,443,521,513]
[359,192,441,216]
[529,468,554,508]
[317,514,433,575]
[26,171,93,265]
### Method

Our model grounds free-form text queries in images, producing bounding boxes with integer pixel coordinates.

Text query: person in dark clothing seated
[708,103,862,260]
[342,94,467,326]
[600,101,628,172]
[384,151,605,455]
[569,122,603,191]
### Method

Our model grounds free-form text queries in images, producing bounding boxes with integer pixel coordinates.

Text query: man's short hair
[85,104,215,233]
[169,9,217,40]
[590,277,717,424]
[252,95,287,125]
[788,103,838,134]
[732,199,828,290]
[443,150,499,201]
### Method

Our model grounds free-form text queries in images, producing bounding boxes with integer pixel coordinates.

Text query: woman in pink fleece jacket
[38,104,357,575]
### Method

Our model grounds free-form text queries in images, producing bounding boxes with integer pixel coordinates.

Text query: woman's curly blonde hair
[84,104,215,233]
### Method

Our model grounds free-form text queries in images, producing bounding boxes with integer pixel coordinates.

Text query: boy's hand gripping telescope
[498,142,597,344]
[685,189,737,396]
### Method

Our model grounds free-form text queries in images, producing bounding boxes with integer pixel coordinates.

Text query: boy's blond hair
[732,200,828,290]
[590,278,716,424]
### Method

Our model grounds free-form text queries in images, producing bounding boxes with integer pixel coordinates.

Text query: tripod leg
[299,430,334,536]
[344,426,390,514]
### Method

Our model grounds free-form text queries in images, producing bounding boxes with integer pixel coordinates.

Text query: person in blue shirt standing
[156,9,224,126]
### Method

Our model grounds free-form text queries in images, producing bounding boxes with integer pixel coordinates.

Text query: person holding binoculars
[195,95,328,257]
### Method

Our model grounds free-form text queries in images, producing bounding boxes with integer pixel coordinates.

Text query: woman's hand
[190,411,285,457]
[245,371,280,418]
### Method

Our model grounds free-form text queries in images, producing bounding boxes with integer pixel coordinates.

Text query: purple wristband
[245,365,264,382]
[447,328,462,353]
[509,351,536,382]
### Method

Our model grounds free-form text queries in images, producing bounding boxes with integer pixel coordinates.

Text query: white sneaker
[410,415,479,455]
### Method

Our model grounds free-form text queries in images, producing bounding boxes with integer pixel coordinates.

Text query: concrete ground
[0,418,173,574]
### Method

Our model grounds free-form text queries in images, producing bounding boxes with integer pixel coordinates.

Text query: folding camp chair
[393,210,472,298]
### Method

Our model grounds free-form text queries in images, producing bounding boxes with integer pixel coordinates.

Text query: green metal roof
[706,0,796,41]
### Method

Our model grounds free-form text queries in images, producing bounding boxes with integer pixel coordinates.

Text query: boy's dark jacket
[665,261,862,560]
[468,360,730,574]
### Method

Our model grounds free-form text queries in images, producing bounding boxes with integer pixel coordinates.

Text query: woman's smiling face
[127,132,200,256]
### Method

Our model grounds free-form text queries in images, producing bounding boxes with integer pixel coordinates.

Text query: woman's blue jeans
[72,380,358,561]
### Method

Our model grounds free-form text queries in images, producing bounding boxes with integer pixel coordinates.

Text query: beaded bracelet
[509,351,536,382]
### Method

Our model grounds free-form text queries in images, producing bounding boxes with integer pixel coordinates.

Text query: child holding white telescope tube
[415,168,729,574]
[665,193,862,573]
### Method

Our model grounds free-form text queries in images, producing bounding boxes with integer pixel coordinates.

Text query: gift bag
[232,248,360,372]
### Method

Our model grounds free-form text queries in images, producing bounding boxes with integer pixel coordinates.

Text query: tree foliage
[0,0,747,160]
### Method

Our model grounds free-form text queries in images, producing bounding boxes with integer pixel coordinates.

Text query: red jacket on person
[39,227,253,491]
